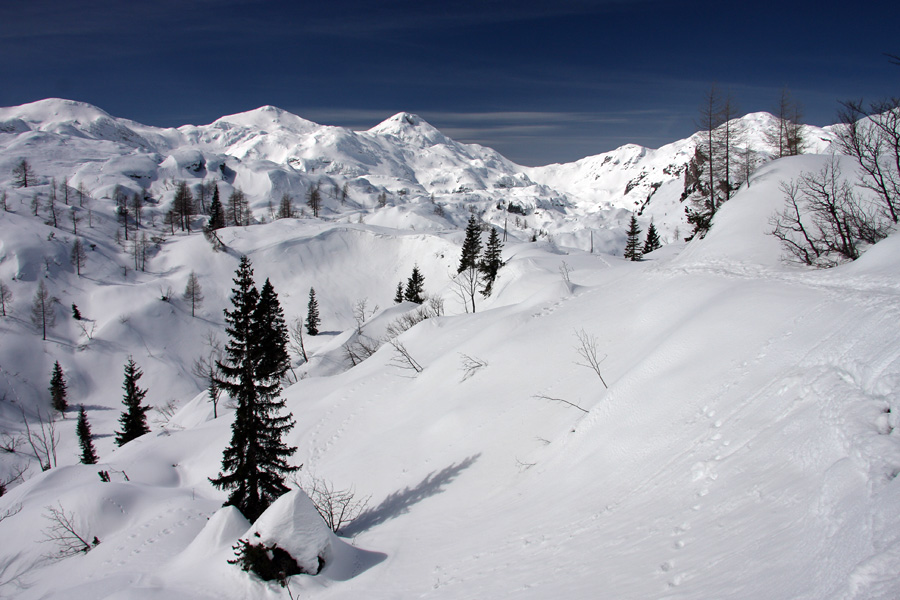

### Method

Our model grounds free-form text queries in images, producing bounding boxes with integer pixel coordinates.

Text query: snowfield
[0,99,898,599]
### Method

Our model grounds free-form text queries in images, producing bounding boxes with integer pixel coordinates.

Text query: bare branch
[288,317,308,364]
[533,394,589,413]
[558,261,572,284]
[294,475,370,535]
[40,503,99,560]
[352,298,378,334]
[20,407,58,471]
[152,399,180,428]
[574,329,608,389]
[0,432,23,454]
[389,339,423,373]
[459,353,488,382]
[0,463,28,496]
[0,504,22,524]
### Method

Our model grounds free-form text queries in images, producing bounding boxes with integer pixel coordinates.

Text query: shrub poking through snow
[229,534,321,586]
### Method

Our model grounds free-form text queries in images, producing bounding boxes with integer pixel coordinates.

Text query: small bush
[229,537,322,586]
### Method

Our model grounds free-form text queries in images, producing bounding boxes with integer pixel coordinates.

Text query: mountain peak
[368,112,449,146]
[0,97,113,124]
[208,105,321,135]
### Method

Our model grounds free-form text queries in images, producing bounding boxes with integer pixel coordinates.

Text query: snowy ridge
[0,98,898,599]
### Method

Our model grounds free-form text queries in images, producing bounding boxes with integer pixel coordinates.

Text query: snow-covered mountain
[1,98,897,600]
[0,98,834,252]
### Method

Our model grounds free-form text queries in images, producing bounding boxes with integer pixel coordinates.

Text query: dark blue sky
[1,0,898,165]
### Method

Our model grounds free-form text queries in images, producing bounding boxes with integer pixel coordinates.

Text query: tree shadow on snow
[341,454,480,537]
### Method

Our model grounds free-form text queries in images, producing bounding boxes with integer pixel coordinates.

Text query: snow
[0,98,899,599]
[244,490,332,574]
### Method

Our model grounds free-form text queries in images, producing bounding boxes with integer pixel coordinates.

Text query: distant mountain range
[0,98,834,250]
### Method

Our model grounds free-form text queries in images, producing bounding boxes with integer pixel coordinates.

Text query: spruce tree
[306,287,320,336]
[208,184,225,230]
[404,265,425,304]
[394,282,404,304]
[210,256,298,523]
[458,215,482,274]
[115,357,151,446]
[255,279,290,383]
[624,214,643,261]
[49,361,68,414]
[479,227,504,297]
[643,222,662,255]
[76,405,99,464]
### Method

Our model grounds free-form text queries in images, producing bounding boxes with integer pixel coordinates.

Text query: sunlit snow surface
[0,100,897,599]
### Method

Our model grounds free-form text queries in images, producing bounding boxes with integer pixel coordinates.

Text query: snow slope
[0,100,898,599]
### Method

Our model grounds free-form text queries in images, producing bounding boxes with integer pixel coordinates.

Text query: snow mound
[244,490,333,574]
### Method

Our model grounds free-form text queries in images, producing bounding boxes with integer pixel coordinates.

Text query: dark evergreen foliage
[210,256,298,523]
[458,215,482,274]
[306,287,320,336]
[255,279,291,383]
[624,214,643,261]
[230,537,318,585]
[71,304,82,320]
[404,265,425,304]
[49,361,68,413]
[479,227,504,297]
[208,184,226,230]
[114,357,151,446]
[76,405,99,464]
[393,282,404,304]
[643,222,662,255]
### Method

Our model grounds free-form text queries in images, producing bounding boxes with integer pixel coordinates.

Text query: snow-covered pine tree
[306,287,320,336]
[624,214,643,261]
[404,265,425,304]
[643,222,662,255]
[479,227,504,297]
[210,257,298,522]
[76,405,99,464]
[114,357,151,446]
[458,215,483,274]
[394,282,404,304]
[49,361,68,414]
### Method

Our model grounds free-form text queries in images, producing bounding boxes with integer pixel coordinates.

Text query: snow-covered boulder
[243,490,333,575]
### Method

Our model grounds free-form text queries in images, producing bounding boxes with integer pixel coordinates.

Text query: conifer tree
[458,215,482,274]
[479,227,504,297]
[624,214,643,261]
[306,287,320,336]
[76,405,99,464]
[49,361,68,414]
[254,279,291,383]
[210,256,298,522]
[643,222,662,255]
[394,282,404,304]
[404,265,425,304]
[208,184,225,230]
[115,357,151,446]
